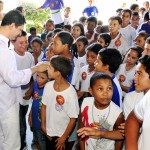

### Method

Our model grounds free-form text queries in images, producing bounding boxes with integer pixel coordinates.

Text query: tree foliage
[21,2,50,33]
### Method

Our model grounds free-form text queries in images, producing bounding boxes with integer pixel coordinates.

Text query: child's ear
[88,87,93,96]
[104,64,109,71]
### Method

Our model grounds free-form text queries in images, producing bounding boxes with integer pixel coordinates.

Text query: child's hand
[23,89,32,100]
[118,123,125,136]
[55,136,66,150]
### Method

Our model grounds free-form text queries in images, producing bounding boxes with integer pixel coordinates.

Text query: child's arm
[114,112,125,150]
[120,84,131,93]
[41,103,46,134]
[28,105,33,127]
[78,111,85,150]
[56,118,76,150]
[125,111,142,150]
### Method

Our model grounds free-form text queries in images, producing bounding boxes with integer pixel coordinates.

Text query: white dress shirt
[0,34,32,114]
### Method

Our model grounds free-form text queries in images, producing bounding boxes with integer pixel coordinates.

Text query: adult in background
[32,0,65,28]
[82,0,99,17]
[0,10,48,150]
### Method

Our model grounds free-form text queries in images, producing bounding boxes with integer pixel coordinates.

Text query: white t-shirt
[108,32,129,57]
[13,50,35,105]
[64,16,72,25]
[134,90,150,150]
[116,63,136,97]
[123,91,144,120]
[79,65,95,92]
[78,54,87,68]
[81,97,122,150]
[120,24,136,46]
[42,80,79,137]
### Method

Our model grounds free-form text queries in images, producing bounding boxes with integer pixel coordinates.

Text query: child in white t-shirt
[78,72,124,150]
[76,36,88,68]
[116,46,143,97]
[41,55,79,150]
[78,43,102,100]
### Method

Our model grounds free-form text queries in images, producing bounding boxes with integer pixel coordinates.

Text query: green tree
[21,2,50,33]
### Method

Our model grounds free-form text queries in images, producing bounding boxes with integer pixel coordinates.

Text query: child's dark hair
[139,55,150,78]
[130,4,139,11]
[144,11,149,21]
[87,16,97,26]
[30,27,36,33]
[41,70,48,77]
[138,31,149,41]
[50,55,72,79]
[121,9,132,18]
[12,30,27,42]
[127,46,143,58]
[100,25,109,33]
[46,31,53,39]
[57,31,74,49]
[72,22,85,36]
[98,48,122,73]
[31,37,43,47]
[64,24,72,32]
[99,33,111,46]
[76,36,88,46]
[53,28,63,35]
[79,16,87,23]
[146,37,150,44]
[109,16,122,25]
[90,72,113,88]
[132,12,139,18]
[16,6,24,13]
[86,43,103,55]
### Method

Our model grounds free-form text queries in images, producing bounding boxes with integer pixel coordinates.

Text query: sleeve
[65,88,79,118]
[134,90,150,121]
[41,83,50,105]
[40,0,50,9]
[0,50,32,87]
[123,93,133,120]
[95,6,99,13]
[60,0,64,7]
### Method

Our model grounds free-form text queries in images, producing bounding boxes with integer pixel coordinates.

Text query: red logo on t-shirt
[82,72,87,80]
[56,95,65,105]
[34,91,39,100]
[115,39,121,47]
[119,74,126,82]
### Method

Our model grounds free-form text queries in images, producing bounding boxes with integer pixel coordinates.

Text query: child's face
[36,72,48,88]
[126,49,139,65]
[31,31,36,37]
[87,21,96,33]
[31,42,41,53]
[142,43,150,56]
[89,78,113,107]
[134,63,150,93]
[95,55,107,72]
[13,36,28,55]
[76,40,86,53]
[46,44,55,61]
[131,15,140,27]
[121,12,131,24]
[86,50,97,66]
[108,20,121,33]
[134,35,145,48]
[65,8,71,15]
[72,26,82,39]
[45,22,54,32]
[0,3,4,12]
[97,37,106,47]
[53,36,66,55]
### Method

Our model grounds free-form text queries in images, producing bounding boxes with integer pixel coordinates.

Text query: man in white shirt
[0,10,48,150]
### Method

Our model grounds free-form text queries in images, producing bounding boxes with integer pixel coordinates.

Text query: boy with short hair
[108,16,129,58]
[95,48,123,108]
[41,55,79,150]
[120,9,136,46]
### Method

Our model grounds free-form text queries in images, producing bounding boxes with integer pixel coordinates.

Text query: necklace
[92,102,110,129]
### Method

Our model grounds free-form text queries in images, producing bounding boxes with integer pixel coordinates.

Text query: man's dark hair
[98,48,122,73]
[1,10,26,27]
[90,72,113,88]
[50,55,72,79]
[16,6,23,13]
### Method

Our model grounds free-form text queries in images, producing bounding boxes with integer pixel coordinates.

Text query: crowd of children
[1,0,150,150]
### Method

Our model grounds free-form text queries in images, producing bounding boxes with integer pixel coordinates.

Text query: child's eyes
[107,87,113,91]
